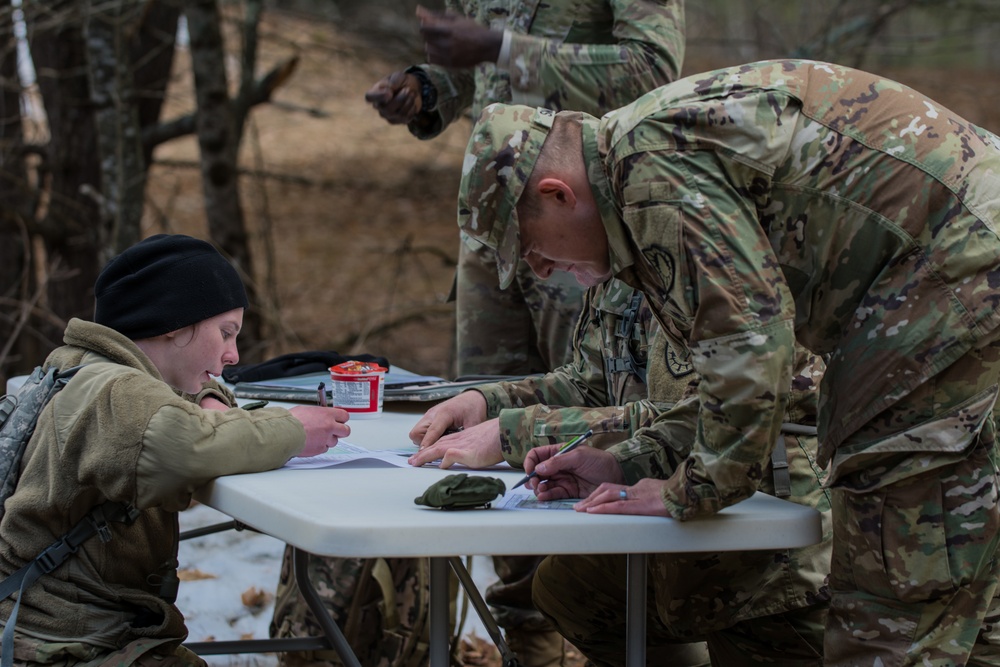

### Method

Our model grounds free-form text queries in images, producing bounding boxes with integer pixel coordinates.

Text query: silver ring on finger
[619,489,627,501]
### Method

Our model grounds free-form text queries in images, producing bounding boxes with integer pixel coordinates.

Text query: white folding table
[192,402,823,667]
[4,375,823,667]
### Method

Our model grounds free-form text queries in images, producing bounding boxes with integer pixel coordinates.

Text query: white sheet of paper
[284,442,514,471]
[283,441,415,469]
[495,486,580,510]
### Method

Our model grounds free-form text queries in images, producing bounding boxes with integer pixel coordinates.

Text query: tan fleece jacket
[0,319,304,659]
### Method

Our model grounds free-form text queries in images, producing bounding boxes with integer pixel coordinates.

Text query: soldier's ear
[537,177,577,208]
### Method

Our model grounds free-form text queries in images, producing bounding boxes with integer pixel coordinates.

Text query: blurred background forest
[2,0,1000,387]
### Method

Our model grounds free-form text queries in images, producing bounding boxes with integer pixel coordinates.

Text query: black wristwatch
[406,67,438,113]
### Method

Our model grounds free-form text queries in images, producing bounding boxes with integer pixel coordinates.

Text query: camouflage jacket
[583,59,1000,519]
[408,0,685,139]
[474,286,833,625]
[475,278,694,464]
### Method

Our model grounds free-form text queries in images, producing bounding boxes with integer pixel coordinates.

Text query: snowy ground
[177,502,499,666]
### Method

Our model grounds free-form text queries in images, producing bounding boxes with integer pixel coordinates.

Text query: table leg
[429,556,451,666]
[625,553,647,667]
[293,548,363,667]
[446,556,520,666]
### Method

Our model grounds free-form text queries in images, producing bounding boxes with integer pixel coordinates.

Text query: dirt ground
[144,10,1000,665]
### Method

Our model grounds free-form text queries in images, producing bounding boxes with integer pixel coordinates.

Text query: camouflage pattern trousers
[532,552,828,666]
[455,237,586,638]
[825,341,1000,666]
[826,444,1000,666]
[455,237,585,377]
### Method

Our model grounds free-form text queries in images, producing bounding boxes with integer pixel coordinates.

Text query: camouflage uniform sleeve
[504,0,685,111]
[476,288,611,418]
[405,64,476,140]
[615,148,797,520]
[474,285,650,464]
[405,0,476,140]
[496,398,674,466]
[607,394,698,483]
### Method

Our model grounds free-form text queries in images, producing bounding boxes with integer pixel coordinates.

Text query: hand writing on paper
[525,445,669,517]
[289,405,351,457]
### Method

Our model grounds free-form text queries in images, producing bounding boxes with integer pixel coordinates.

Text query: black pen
[317,382,327,407]
[512,429,594,490]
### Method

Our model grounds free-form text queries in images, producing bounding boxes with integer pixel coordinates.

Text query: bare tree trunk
[24,0,102,344]
[83,0,146,257]
[0,1,31,379]
[131,0,180,167]
[185,0,263,356]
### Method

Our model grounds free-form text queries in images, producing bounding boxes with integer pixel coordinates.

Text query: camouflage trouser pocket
[827,445,1000,665]
[832,444,1000,604]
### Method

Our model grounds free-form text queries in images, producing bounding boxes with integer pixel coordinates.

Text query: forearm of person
[405,65,475,140]
[504,0,685,112]
[609,394,698,483]
[477,300,614,417]
[135,402,304,511]
[476,360,605,415]
[499,398,673,466]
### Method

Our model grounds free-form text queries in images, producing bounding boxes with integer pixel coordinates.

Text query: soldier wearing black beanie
[94,234,249,340]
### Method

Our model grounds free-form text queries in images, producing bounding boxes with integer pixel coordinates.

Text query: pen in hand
[317,382,328,407]
[512,429,594,490]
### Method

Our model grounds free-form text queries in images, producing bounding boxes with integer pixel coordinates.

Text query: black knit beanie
[94,234,249,339]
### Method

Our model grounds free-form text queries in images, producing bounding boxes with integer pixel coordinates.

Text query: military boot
[504,627,566,667]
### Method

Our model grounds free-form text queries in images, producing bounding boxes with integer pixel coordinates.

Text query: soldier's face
[519,206,611,287]
[155,308,243,393]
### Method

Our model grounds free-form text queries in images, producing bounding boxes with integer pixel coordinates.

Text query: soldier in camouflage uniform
[454,59,1000,665]
[408,278,712,665]
[364,0,685,377]
[410,281,832,664]
[359,3,686,663]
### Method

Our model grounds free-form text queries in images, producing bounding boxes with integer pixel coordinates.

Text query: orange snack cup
[328,361,388,419]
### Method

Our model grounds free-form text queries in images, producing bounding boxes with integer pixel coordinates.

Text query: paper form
[494,486,580,510]
[283,442,513,471]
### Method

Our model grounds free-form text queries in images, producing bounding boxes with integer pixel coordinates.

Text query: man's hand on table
[289,405,351,457]
[408,418,505,469]
[572,478,671,517]
[409,390,488,446]
[408,391,500,468]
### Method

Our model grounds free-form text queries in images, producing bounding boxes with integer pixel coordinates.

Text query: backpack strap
[770,435,791,499]
[771,423,819,499]
[0,501,139,667]
[604,293,648,385]
[371,558,399,630]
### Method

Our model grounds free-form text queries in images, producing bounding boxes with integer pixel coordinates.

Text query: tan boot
[504,628,566,667]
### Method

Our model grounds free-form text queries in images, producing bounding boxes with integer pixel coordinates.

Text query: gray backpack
[0,365,138,667]
[0,366,82,521]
